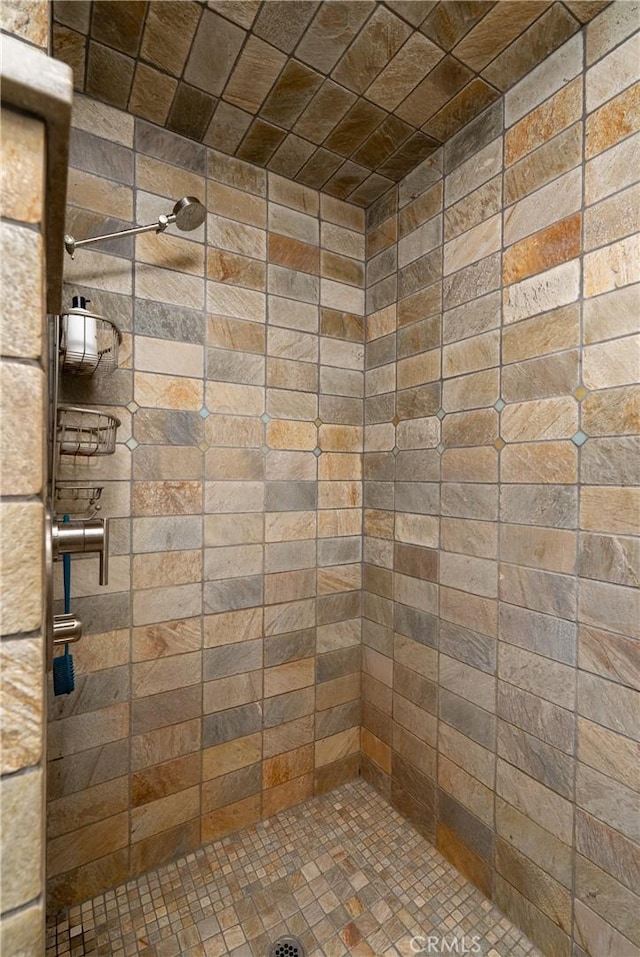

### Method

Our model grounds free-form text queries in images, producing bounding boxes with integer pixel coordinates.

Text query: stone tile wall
[0,104,47,953]
[361,8,639,957]
[47,95,365,909]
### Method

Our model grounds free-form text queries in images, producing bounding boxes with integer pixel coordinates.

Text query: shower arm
[64,214,176,258]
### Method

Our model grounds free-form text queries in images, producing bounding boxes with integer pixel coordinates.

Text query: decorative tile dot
[126,401,139,414]
[436,408,446,420]
[261,413,270,424]
[392,446,399,457]
[494,437,506,451]
[261,444,270,454]
[314,417,323,428]
[571,430,588,446]
[312,447,322,457]
[198,440,209,451]
[436,442,445,454]
[199,407,210,419]
[125,437,139,451]
[573,385,588,401]
[494,398,505,412]
[391,415,400,427]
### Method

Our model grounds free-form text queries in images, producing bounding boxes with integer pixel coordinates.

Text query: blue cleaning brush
[53,515,75,695]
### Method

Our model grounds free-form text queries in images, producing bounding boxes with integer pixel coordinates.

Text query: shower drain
[268,934,306,957]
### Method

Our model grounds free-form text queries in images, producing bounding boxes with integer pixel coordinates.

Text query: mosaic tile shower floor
[47,779,542,957]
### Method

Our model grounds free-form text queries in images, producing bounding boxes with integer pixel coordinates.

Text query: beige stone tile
[443,329,500,378]
[586,81,640,160]
[584,236,640,299]
[204,514,263,549]
[264,658,315,697]
[208,213,266,259]
[574,898,639,957]
[578,716,640,791]
[207,180,266,230]
[203,671,262,715]
[442,368,500,412]
[505,32,583,128]
[586,32,640,113]
[505,122,583,208]
[0,769,42,908]
[439,755,493,825]
[504,167,582,247]
[135,372,202,412]
[0,636,42,774]
[586,0,640,64]
[444,213,501,276]
[0,502,42,637]
[445,137,502,208]
[205,480,264,514]
[503,260,580,325]
[67,166,133,220]
[0,360,43,496]
[441,517,497,560]
[441,446,498,483]
[497,758,573,844]
[501,397,578,443]
[506,76,583,167]
[315,727,360,767]
[128,63,177,125]
[366,32,443,111]
[131,786,199,844]
[444,175,500,244]
[585,132,640,206]
[583,335,640,390]
[440,586,497,639]
[206,382,264,417]
[137,265,203,310]
[205,413,263,448]
[502,304,581,364]
[501,441,578,484]
[581,487,640,536]
[0,221,43,358]
[585,183,640,253]
[224,36,287,113]
[0,108,44,223]
[584,285,640,345]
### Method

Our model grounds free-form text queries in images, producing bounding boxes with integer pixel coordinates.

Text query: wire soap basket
[54,483,104,519]
[60,305,122,376]
[57,405,121,457]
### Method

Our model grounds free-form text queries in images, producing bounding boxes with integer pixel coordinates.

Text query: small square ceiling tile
[383,1,439,28]
[420,1,496,51]
[167,83,216,141]
[348,172,395,207]
[91,0,147,57]
[294,79,357,145]
[324,99,387,158]
[207,0,260,30]
[332,6,412,95]
[268,134,317,179]
[451,0,549,72]
[365,32,444,113]
[236,118,286,167]
[422,76,500,141]
[184,9,246,97]
[323,160,370,200]
[86,41,135,110]
[139,1,202,78]
[377,131,440,180]
[253,1,320,53]
[223,36,288,114]
[53,0,91,33]
[128,62,177,126]
[296,147,344,189]
[395,54,474,127]
[260,59,324,129]
[295,1,375,74]
[481,3,580,92]
[204,101,252,154]
[352,113,413,170]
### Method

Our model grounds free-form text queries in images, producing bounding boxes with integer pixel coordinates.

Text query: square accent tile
[494,437,506,451]
[573,386,588,401]
[391,414,400,426]
[436,442,445,453]
[198,440,209,451]
[312,446,322,457]
[494,398,505,412]
[571,430,588,446]
[199,407,210,419]
[314,417,323,427]
[126,400,139,414]
[392,446,399,456]
[261,413,270,423]
[436,408,446,420]
[125,437,139,451]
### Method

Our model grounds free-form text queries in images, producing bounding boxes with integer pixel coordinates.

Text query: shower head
[172,196,207,231]
[64,196,207,257]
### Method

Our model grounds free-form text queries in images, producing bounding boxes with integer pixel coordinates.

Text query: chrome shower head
[172,196,207,231]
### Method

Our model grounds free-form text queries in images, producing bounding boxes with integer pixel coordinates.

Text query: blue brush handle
[63,514,71,615]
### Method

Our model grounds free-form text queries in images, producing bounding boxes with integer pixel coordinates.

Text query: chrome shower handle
[52,517,109,586]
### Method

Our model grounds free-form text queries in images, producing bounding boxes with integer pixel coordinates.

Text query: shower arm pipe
[64,214,176,258]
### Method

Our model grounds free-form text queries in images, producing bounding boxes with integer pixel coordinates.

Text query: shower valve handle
[51,517,109,586]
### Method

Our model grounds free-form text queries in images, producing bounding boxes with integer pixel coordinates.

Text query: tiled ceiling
[52,0,608,206]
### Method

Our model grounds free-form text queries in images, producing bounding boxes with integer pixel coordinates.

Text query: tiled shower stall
[0,2,638,956]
